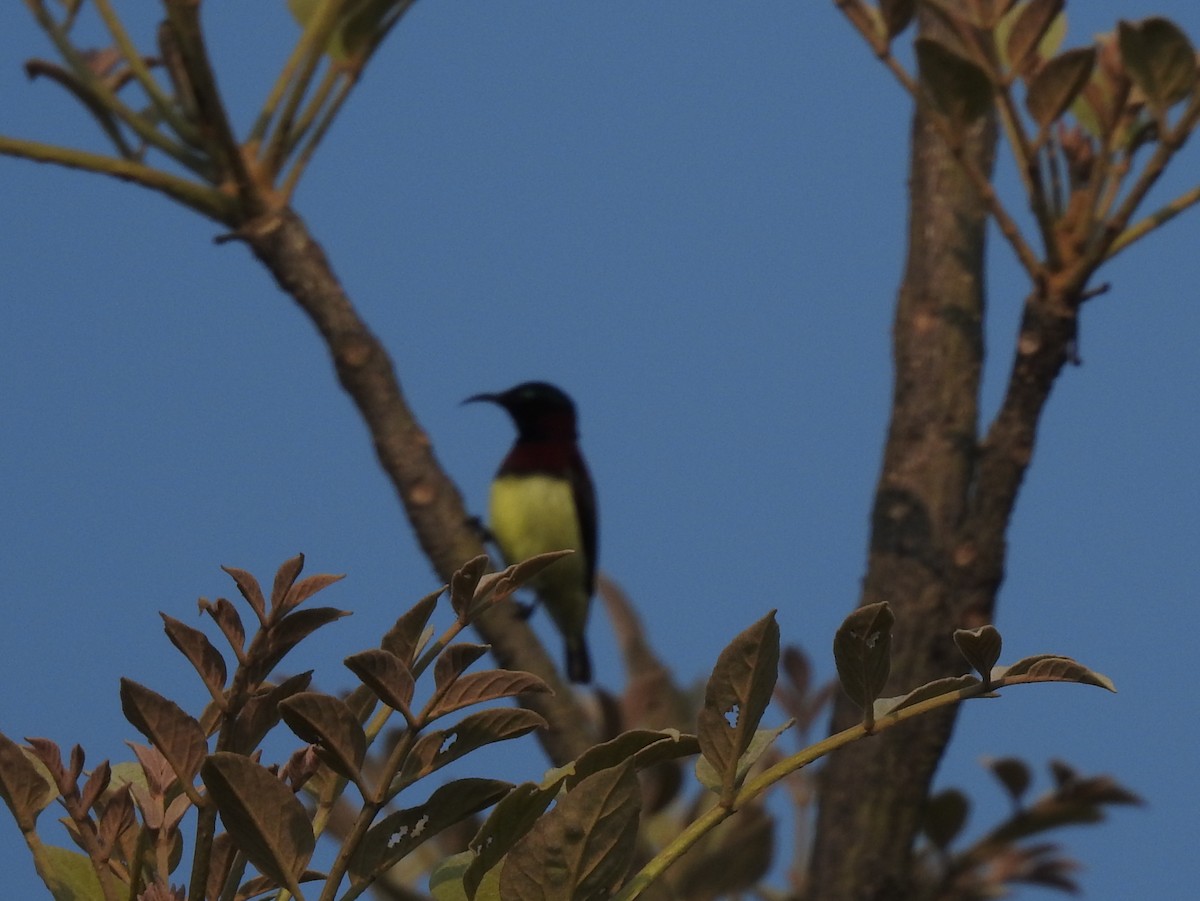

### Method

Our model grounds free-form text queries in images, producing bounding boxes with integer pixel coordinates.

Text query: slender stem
[1108,180,1200,257]
[261,0,347,179]
[616,680,992,901]
[161,2,262,216]
[0,134,236,223]
[23,0,203,171]
[278,68,354,201]
[92,0,195,141]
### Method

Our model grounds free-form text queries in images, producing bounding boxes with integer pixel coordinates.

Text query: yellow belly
[489,474,590,636]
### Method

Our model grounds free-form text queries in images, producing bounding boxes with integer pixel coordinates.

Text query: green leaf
[923,788,969,849]
[916,38,995,130]
[696,611,780,798]
[0,731,55,830]
[278,692,367,782]
[119,679,207,787]
[200,752,314,895]
[499,763,641,901]
[433,850,502,901]
[1025,47,1096,127]
[833,602,894,718]
[37,845,106,901]
[953,624,1004,680]
[350,778,511,884]
[1119,17,1197,109]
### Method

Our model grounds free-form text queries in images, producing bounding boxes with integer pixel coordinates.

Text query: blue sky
[2,2,1198,898]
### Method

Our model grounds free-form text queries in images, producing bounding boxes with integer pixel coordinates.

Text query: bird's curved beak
[458,393,496,407]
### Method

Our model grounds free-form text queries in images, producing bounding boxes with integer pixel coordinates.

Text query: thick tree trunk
[807,80,998,901]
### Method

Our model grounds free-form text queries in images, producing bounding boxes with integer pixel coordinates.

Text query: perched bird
[465,381,597,683]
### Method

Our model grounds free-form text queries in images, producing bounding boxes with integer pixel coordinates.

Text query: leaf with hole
[696,611,779,798]
[499,763,641,901]
[833,602,894,716]
[465,779,566,899]
[349,778,511,884]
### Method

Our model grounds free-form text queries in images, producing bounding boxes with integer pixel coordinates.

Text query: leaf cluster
[0,559,1123,901]
[838,0,1200,300]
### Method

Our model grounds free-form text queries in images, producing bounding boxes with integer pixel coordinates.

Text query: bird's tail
[565,635,592,684]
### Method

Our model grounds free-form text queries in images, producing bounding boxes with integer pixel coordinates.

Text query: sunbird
[466,381,597,683]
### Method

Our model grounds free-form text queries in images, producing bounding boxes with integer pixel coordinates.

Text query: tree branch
[236,207,594,765]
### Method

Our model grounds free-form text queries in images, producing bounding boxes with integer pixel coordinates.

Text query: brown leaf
[996,655,1115,691]
[880,0,916,40]
[0,731,55,830]
[278,692,367,783]
[221,565,266,620]
[249,607,350,684]
[201,752,314,894]
[162,613,228,695]
[199,597,246,653]
[923,788,969,849]
[1005,0,1064,75]
[119,679,207,787]
[428,670,550,720]
[450,555,490,618]
[278,572,346,617]
[434,643,491,690]
[465,780,567,898]
[833,602,894,716]
[381,588,441,665]
[226,671,314,754]
[953,624,1003,681]
[344,648,415,713]
[397,708,546,790]
[1025,47,1096,127]
[568,730,698,791]
[269,554,306,613]
[500,763,641,901]
[696,611,780,798]
[1119,17,1198,109]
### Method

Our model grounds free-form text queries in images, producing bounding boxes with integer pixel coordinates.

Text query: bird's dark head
[465,381,579,441]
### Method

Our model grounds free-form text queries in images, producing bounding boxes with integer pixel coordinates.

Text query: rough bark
[807,26,1089,901]
[239,207,593,764]
[807,72,998,901]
